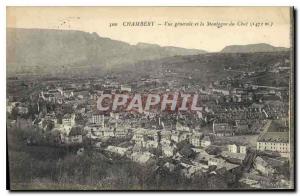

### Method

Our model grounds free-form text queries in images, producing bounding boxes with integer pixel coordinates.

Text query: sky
[7,7,292,52]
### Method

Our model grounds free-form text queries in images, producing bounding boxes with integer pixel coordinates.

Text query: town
[7,51,292,190]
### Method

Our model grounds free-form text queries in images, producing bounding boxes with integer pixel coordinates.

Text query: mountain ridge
[7,28,206,74]
[221,43,289,53]
[7,28,290,76]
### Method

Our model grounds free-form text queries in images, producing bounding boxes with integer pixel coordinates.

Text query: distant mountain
[221,43,289,53]
[122,51,291,86]
[7,28,206,75]
[136,42,206,55]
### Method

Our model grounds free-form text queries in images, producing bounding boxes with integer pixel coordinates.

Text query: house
[56,124,72,135]
[69,126,83,143]
[94,142,102,148]
[61,126,83,144]
[16,106,29,115]
[84,124,102,133]
[63,88,74,98]
[47,89,62,97]
[62,113,76,127]
[132,128,146,145]
[160,130,172,141]
[181,163,208,179]
[176,121,190,132]
[194,148,214,164]
[213,121,234,136]
[228,144,247,154]
[144,140,159,149]
[208,157,226,166]
[77,148,84,155]
[89,113,104,126]
[132,128,159,147]
[114,128,129,138]
[212,87,230,95]
[221,151,246,164]
[218,162,240,173]
[189,134,202,147]
[200,136,212,147]
[102,127,115,138]
[254,156,276,176]
[240,146,247,154]
[73,90,89,99]
[257,131,290,156]
[202,153,240,173]
[235,120,249,135]
[84,124,115,140]
[120,85,132,92]
[105,146,128,156]
[256,120,290,157]
[228,144,238,153]
[163,162,176,172]
[171,130,180,143]
[7,102,18,114]
[179,131,191,142]
[162,144,176,157]
[129,152,155,165]
[161,137,172,146]
[85,125,113,139]
[16,117,32,129]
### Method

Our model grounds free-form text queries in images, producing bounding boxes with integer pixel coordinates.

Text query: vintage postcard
[6,7,294,190]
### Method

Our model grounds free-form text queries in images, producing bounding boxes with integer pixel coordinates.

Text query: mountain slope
[221,43,289,53]
[7,28,206,74]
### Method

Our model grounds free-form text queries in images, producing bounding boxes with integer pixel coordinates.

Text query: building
[162,145,176,157]
[144,140,159,149]
[16,106,29,115]
[257,132,289,155]
[160,130,172,141]
[189,134,202,147]
[129,152,155,165]
[171,130,180,143]
[235,120,250,135]
[89,113,104,126]
[208,157,226,166]
[228,144,238,153]
[200,136,212,147]
[114,128,129,138]
[228,144,247,154]
[62,113,76,127]
[106,146,128,156]
[254,157,276,176]
[257,120,290,157]
[240,146,247,154]
[221,151,246,165]
[61,126,83,144]
[179,131,191,142]
[176,121,190,132]
[211,87,230,95]
[7,102,18,114]
[213,121,234,136]
[132,130,145,146]
[120,85,132,92]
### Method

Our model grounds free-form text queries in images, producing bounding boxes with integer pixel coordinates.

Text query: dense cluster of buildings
[7,58,292,188]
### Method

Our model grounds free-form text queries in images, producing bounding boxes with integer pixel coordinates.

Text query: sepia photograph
[6,6,295,190]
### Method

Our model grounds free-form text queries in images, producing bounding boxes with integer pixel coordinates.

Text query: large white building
[257,132,290,154]
[89,113,104,126]
[257,120,290,157]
